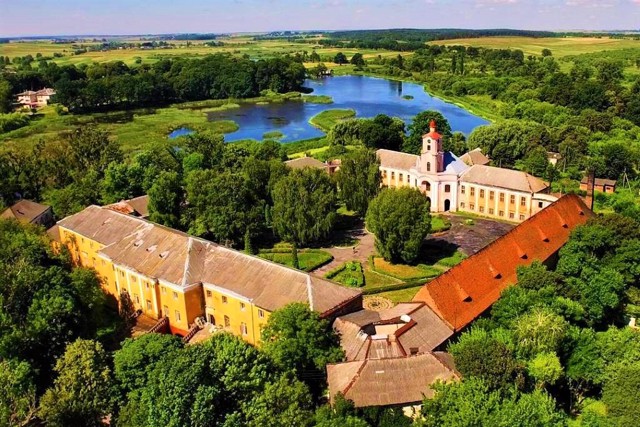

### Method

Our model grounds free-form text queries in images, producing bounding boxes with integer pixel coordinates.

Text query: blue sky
[1,0,639,37]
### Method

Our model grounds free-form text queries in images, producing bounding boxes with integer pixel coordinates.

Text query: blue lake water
[168,127,195,139]
[207,75,489,143]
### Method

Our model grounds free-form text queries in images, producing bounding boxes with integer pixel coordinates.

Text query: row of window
[460,202,526,220]
[461,186,528,206]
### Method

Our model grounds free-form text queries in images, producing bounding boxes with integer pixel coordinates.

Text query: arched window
[427,162,431,172]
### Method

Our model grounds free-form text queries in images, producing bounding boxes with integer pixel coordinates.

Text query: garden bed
[371,256,441,281]
[325,261,364,287]
[258,247,333,272]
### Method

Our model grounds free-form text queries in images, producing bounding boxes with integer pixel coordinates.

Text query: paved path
[312,228,376,275]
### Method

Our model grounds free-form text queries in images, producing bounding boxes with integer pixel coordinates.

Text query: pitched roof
[412,194,593,331]
[104,195,149,218]
[56,206,361,314]
[442,152,469,175]
[327,352,459,407]
[285,157,327,170]
[1,200,51,224]
[377,149,418,170]
[459,148,490,166]
[580,176,617,187]
[461,164,548,193]
[334,302,453,362]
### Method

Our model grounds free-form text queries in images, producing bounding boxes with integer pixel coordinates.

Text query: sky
[1,0,640,37]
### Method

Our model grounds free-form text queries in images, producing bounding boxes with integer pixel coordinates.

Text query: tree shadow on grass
[419,239,461,265]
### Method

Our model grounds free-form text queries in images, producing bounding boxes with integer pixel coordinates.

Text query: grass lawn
[372,257,441,281]
[302,95,333,104]
[432,36,640,58]
[373,286,423,303]
[257,249,333,272]
[431,215,452,233]
[308,109,356,132]
[325,261,365,287]
[363,268,402,289]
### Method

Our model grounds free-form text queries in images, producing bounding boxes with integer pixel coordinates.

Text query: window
[444,184,451,193]
[519,214,525,220]
[427,162,431,172]
[538,201,543,208]
[206,290,212,298]
[479,206,484,213]
[461,185,465,194]
[163,305,169,318]
[460,202,465,209]
[399,173,403,182]
[407,174,411,183]
[427,144,431,151]
[510,195,516,204]
[470,203,475,211]
[134,294,140,304]
[172,291,178,300]
[161,287,166,294]
[240,322,248,335]
[92,257,96,267]
[499,210,504,217]
[490,191,495,200]
[224,315,230,327]
[131,275,137,282]
[499,193,505,202]
[146,300,152,310]
[509,212,515,219]
[520,197,526,207]
[240,302,245,311]
[121,270,125,277]
[489,208,494,215]
[258,309,265,319]
[222,296,228,304]
[480,189,485,198]
[470,187,475,197]
[391,171,395,179]
[145,282,150,289]
[175,310,181,322]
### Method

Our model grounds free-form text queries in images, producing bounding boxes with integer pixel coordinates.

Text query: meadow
[432,36,640,57]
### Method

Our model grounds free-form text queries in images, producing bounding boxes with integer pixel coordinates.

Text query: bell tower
[420,120,444,174]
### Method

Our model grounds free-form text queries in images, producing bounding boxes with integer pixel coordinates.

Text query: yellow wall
[203,284,271,345]
[458,183,532,222]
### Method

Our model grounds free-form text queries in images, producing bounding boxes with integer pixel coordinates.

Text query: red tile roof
[413,194,593,331]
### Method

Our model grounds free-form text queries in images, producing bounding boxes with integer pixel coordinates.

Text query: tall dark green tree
[147,171,183,228]
[366,187,431,264]
[336,149,381,217]
[403,111,453,155]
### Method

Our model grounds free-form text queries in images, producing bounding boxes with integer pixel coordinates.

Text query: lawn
[373,286,423,303]
[363,268,402,289]
[308,109,356,132]
[257,249,333,272]
[325,261,364,287]
[371,257,441,281]
[432,36,640,58]
[431,215,452,233]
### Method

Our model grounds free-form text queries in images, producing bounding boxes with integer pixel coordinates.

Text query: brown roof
[327,352,459,407]
[285,157,327,170]
[105,195,150,218]
[57,206,361,314]
[412,194,592,331]
[1,200,51,224]
[461,164,548,193]
[459,148,490,166]
[377,149,418,170]
[334,302,453,362]
[580,176,617,187]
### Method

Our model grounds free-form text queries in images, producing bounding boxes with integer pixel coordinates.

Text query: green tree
[113,333,184,396]
[513,308,567,359]
[350,53,365,67]
[334,52,348,65]
[601,364,640,426]
[66,127,123,174]
[336,149,381,217]
[0,359,37,427]
[403,111,453,155]
[0,78,12,114]
[271,168,337,267]
[366,187,431,264]
[261,303,343,397]
[39,339,113,427]
[449,327,519,391]
[527,352,563,389]
[147,170,182,228]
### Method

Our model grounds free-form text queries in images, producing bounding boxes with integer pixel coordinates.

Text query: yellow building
[50,206,362,341]
[377,121,555,222]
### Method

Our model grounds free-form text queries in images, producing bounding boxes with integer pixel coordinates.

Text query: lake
[207,75,489,143]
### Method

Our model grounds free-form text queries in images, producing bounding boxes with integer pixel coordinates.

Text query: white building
[377,121,556,222]
[16,88,56,108]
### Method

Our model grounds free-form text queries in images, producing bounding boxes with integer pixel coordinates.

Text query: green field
[308,109,356,132]
[432,36,640,57]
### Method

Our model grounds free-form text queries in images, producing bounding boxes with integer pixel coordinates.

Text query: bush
[0,113,30,133]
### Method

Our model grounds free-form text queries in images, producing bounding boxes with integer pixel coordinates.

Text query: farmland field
[431,36,640,57]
